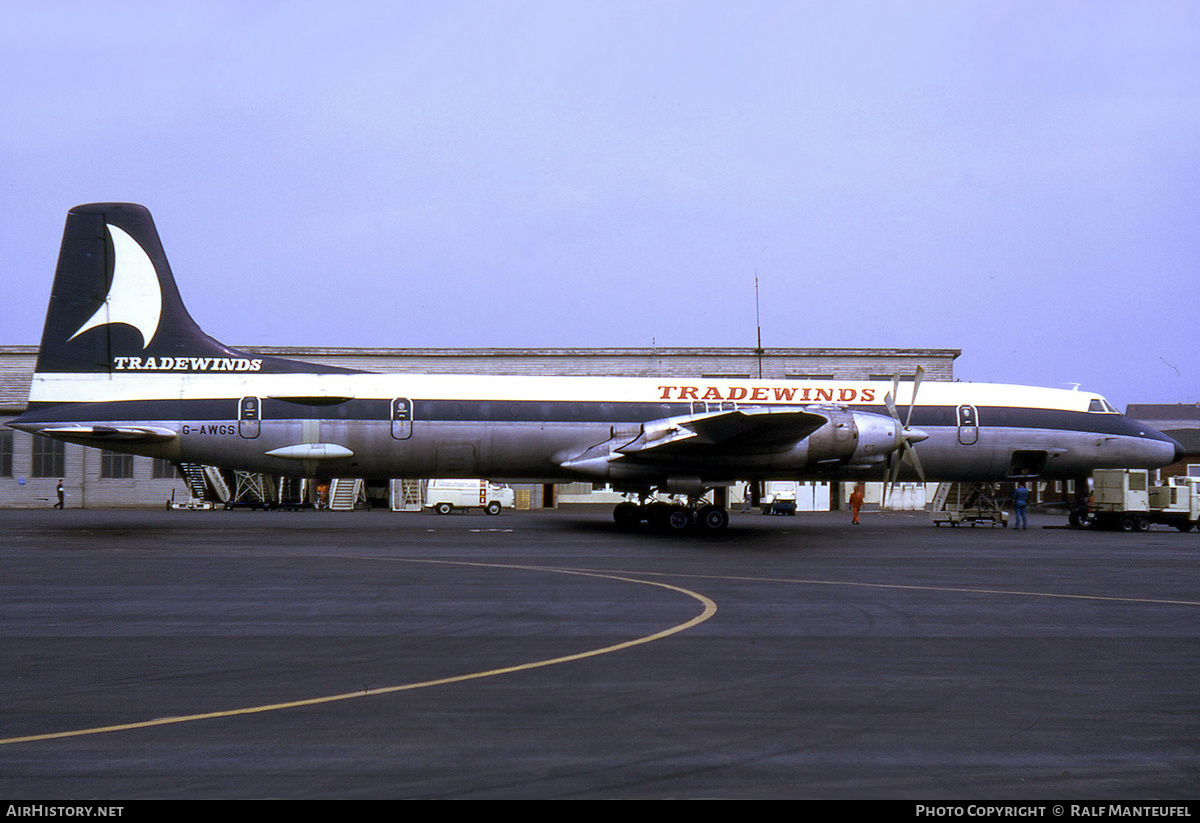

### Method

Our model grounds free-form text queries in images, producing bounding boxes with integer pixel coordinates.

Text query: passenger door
[957,404,978,446]
[391,397,413,440]
[238,396,260,439]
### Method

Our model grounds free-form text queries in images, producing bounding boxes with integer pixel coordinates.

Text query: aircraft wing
[557,407,830,477]
[615,407,829,457]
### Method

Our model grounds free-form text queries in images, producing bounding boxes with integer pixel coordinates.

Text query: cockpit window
[1088,398,1119,413]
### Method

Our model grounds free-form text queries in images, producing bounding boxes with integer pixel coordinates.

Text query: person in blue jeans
[1012,482,1028,530]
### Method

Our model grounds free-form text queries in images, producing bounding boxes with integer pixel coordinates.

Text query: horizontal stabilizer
[37,425,178,443]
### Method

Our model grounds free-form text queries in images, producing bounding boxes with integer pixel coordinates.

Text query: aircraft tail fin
[35,203,345,376]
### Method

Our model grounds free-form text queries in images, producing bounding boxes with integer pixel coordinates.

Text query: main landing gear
[612,500,730,531]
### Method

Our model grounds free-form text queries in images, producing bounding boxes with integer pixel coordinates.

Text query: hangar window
[32,437,64,478]
[0,429,11,477]
[100,450,134,479]
[151,458,175,479]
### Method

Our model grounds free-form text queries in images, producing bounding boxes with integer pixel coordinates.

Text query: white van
[425,479,515,515]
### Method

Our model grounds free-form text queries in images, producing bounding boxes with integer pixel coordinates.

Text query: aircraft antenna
[754,272,763,379]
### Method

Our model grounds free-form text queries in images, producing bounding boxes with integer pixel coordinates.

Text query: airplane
[7,203,1184,530]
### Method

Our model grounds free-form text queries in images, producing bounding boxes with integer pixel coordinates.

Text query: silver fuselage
[13,371,1182,485]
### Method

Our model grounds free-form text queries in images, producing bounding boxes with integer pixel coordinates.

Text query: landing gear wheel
[485,501,502,515]
[666,505,693,531]
[435,502,452,515]
[613,502,641,527]
[696,504,729,530]
[646,502,671,529]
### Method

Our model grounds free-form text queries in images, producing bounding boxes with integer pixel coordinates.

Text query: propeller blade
[904,365,924,428]
[884,448,903,509]
[882,367,926,511]
[902,440,926,485]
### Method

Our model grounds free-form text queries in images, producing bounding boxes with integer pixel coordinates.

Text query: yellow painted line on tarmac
[0,561,716,746]
[576,568,1200,608]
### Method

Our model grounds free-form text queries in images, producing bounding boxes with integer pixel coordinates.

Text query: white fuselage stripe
[27,372,1102,414]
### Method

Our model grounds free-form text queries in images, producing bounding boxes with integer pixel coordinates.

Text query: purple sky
[3,1,1198,407]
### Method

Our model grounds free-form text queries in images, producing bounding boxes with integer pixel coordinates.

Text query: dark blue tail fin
[36,203,345,375]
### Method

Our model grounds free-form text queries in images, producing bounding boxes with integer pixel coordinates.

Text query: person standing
[55,480,64,510]
[849,483,865,525]
[1012,482,1029,530]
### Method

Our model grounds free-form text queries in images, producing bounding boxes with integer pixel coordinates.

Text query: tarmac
[1,505,1197,799]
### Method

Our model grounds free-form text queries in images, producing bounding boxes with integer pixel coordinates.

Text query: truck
[759,481,797,516]
[1087,470,1199,532]
[425,479,515,515]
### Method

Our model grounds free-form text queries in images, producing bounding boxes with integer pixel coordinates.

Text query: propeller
[881,366,929,510]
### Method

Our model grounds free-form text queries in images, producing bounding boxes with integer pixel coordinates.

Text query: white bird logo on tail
[68,224,162,347]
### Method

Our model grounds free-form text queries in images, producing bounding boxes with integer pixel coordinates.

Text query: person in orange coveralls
[849,483,865,525]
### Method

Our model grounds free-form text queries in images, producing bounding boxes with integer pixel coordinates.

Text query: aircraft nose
[1130,419,1186,468]
[1147,428,1184,467]
[1171,435,1185,464]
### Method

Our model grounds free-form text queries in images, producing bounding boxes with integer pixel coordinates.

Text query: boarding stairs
[177,462,231,504]
[329,478,365,511]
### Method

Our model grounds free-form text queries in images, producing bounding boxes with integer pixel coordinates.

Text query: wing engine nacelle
[796,406,921,472]
[557,405,917,482]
